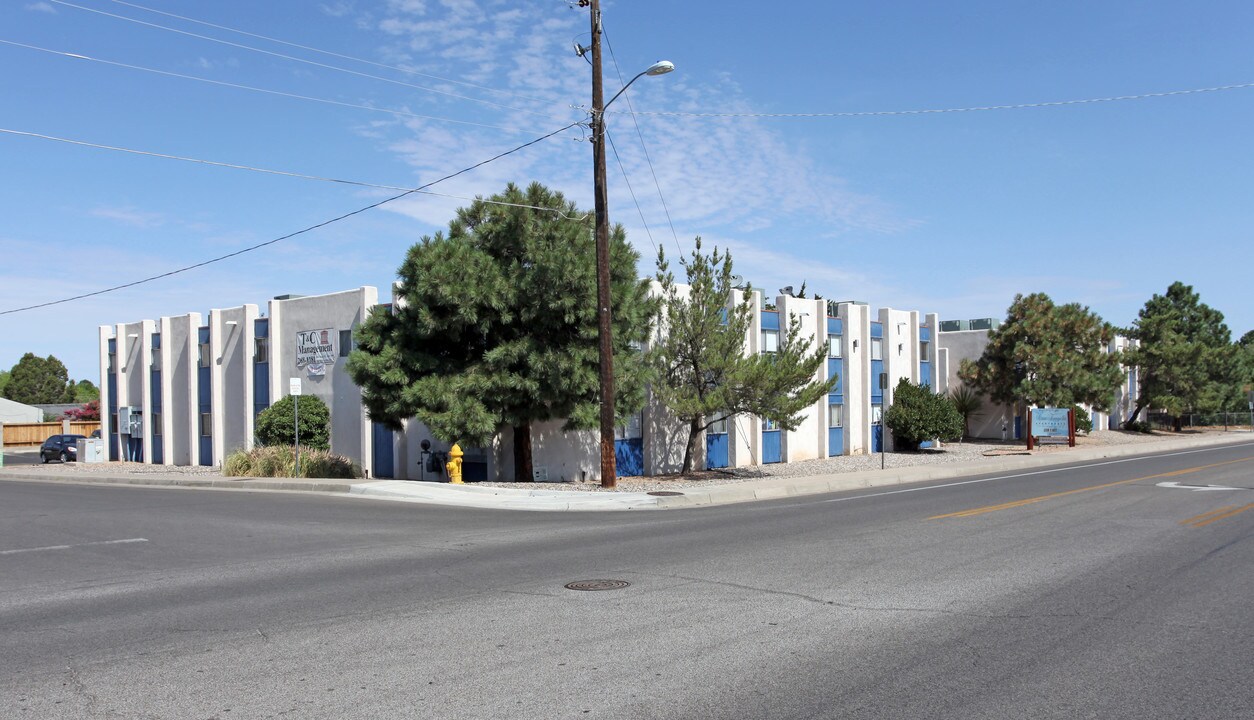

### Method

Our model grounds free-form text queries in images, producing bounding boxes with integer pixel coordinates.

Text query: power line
[102,0,559,107]
[0,39,530,134]
[0,122,582,316]
[605,130,657,255]
[611,81,1254,118]
[0,127,590,220]
[46,0,576,122]
[602,28,683,256]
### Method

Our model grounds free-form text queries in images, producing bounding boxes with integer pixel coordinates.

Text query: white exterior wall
[838,302,871,455]
[268,288,378,477]
[209,305,258,461]
[0,398,42,423]
[777,295,826,463]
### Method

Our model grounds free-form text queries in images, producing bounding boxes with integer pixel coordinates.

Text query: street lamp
[588,0,672,488]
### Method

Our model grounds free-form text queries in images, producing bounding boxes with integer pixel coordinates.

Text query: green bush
[1071,405,1093,434]
[884,378,963,451]
[255,394,331,450]
[1123,420,1153,434]
[223,444,361,479]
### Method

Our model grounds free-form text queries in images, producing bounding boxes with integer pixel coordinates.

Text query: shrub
[884,378,963,451]
[255,395,331,450]
[1123,420,1153,434]
[1071,405,1093,434]
[223,445,361,479]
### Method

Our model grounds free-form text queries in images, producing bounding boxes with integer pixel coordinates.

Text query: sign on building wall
[295,328,336,376]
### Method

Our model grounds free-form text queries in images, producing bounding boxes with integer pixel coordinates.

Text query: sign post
[290,377,302,477]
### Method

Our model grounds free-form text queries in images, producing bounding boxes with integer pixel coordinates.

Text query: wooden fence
[1,421,101,447]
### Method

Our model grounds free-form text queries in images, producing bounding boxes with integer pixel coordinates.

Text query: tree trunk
[681,417,703,475]
[513,423,533,482]
[1125,403,1145,426]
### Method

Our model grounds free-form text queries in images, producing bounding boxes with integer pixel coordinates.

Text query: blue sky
[2,0,1252,382]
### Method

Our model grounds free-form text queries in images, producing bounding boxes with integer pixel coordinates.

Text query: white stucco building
[98,284,945,481]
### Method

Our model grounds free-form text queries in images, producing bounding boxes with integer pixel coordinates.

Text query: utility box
[117,406,143,435]
[77,438,106,463]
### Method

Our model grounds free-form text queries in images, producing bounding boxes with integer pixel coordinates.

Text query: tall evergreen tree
[959,293,1123,411]
[3,353,73,405]
[346,182,655,481]
[649,238,834,474]
[1124,282,1238,429]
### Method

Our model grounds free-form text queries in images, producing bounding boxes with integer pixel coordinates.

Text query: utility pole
[589,0,617,488]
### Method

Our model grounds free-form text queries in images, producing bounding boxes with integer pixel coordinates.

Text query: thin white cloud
[89,206,164,228]
[24,2,55,13]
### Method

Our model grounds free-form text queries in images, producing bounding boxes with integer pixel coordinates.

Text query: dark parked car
[41,434,87,463]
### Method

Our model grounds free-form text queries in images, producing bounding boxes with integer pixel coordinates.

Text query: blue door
[1014,415,1022,440]
[371,423,394,479]
[706,433,729,469]
[762,418,782,464]
[872,424,883,453]
[615,438,644,477]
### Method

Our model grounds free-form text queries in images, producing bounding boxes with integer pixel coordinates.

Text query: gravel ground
[478,429,1185,493]
[0,429,1210,493]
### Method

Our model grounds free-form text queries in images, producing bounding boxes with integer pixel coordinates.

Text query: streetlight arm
[603,69,650,111]
[602,61,674,112]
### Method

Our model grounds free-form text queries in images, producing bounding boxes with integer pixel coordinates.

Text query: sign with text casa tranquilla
[1031,407,1070,438]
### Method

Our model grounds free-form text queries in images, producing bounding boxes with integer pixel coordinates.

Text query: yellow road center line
[929,456,1254,521]
[1187,502,1254,528]
[1179,506,1238,527]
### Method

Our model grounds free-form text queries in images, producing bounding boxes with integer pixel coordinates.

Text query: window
[872,403,883,424]
[199,342,211,368]
[920,340,930,361]
[829,404,843,428]
[254,337,269,364]
[761,330,779,353]
[108,352,116,373]
[870,338,883,360]
[707,415,728,434]
[339,329,354,357]
[150,351,161,371]
[152,413,162,435]
[828,334,842,358]
[200,413,212,437]
[111,412,118,430]
[615,412,643,440]
[762,418,779,431]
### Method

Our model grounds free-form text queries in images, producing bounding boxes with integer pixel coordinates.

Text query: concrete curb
[653,432,1253,509]
[2,432,1250,511]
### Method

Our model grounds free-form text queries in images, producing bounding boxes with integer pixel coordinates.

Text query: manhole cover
[564,579,630,592]
[647,491,683,496]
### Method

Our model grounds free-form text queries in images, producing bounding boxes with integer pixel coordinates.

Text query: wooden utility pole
[589,0,617,488]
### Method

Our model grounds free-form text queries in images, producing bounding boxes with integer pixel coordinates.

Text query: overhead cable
[103,0,558,107]
[0,122,582,316]
[609,82,1254,118]
[46,0,576,121]
[0,40,528,134]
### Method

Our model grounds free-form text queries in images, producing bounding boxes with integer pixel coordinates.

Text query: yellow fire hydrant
[446,443,464,484]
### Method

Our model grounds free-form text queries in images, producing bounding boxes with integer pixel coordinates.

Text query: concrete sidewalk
[2,432,1250,511]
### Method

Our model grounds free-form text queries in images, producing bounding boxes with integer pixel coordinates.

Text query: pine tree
[1124,282,1238,430]
[650,238,834,474]
[346,182,655,481]
[959,293,1123,411]
[3,353,73,405]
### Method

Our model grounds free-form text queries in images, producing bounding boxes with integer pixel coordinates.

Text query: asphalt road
[1,448,45,467]
[2,441,1253,719]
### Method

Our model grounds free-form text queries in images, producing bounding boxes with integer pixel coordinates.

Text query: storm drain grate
[647,491,684,497]
[564,579,630,592]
